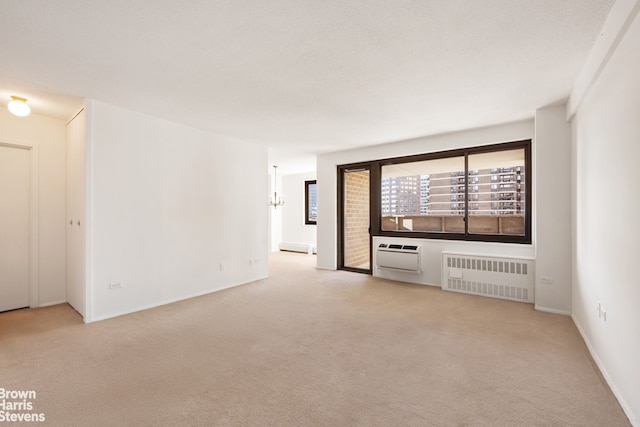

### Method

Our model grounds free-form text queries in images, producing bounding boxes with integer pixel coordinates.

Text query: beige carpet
[0,251,630,426]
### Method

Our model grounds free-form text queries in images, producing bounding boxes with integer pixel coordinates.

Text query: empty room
[0,0,638,425]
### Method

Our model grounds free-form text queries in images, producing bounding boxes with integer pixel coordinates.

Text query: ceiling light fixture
[8,96,31,117]
[268,165,285,209]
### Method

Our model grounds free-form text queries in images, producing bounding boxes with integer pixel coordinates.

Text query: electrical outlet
[596,302,607,321]
[540,276,553,285]
[109,282,122,290]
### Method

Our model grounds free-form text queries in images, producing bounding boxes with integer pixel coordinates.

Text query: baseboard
[89,276,268,323]
[534,305,571,316]
[279,242,316,254]
[38,300,67,308]
[571,314,638,426]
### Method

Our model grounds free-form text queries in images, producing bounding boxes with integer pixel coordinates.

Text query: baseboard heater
[441,252,534,303]
[376,243,422,273]
[279,242,316,254]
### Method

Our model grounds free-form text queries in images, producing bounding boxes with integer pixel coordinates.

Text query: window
[382,156,465,232]
[305,180,317,225]
[467,148,526,236]
[373,140,530,243]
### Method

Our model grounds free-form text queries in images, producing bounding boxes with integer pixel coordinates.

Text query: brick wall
[344,170,370,268]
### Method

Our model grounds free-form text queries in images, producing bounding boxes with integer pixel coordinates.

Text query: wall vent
[441,252,534,303]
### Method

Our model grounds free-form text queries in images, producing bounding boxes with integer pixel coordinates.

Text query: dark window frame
[305,180,317,225]
[337,165,375,273]
[339,139,532,245]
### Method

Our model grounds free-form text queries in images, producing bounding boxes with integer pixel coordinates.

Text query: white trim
[83,100,93,323]
[0,139,40,308]
[534,305,571,316]
[572,314,638,426]
[29,146,39,308]
[88,277,267,323]
[38,300,67,308]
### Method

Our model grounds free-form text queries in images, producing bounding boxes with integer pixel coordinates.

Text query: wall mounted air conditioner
[375,243,422,273]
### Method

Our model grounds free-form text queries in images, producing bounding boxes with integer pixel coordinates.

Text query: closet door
[66,110,86,316]
[0,144,30,312]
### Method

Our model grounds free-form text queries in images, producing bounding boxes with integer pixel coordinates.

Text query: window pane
[381,156,465,232]
[305,181,317,224]
[467,149,525,235]
[308,183,317,221]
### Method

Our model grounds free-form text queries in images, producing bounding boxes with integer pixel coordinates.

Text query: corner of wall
[533,105,572,314]
[568,0,640,119]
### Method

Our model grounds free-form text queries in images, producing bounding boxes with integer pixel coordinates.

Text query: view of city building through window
[305,180,317,224]
[381,148,526,235]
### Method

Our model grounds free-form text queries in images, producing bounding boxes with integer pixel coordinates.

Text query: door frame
[0,139,39,308]
[337,162,379,274]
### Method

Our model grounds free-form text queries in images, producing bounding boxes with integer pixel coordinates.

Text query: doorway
[0,143,31,312]
[338,165,372,273]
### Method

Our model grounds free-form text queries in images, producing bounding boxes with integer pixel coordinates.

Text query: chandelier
[269,165,285,209]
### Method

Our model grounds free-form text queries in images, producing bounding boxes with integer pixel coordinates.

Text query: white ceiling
[0,1,614,173]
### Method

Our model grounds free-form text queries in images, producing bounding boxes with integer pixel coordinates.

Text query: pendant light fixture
[268,165,285,209]
[8,96,31,117]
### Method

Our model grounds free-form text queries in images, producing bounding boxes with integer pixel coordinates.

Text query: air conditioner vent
[375,243,422,273]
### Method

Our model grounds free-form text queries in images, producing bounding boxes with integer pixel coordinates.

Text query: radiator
[376,243,422,273]
[441,252,534,303]
[279,242,316,254]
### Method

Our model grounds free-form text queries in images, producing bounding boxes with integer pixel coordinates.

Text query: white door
[66,110,86,316]
[0,144,30,312]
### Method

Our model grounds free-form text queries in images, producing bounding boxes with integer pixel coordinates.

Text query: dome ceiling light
[8,96,31,117]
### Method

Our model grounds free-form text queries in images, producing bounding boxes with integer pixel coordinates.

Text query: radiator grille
[442,252,534,303]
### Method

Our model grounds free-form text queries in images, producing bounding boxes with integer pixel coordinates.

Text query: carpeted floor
[0,251,630,426]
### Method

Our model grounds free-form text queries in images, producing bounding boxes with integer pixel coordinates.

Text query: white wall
[534,105,572,314]
[317,120,536,274]
[317,118,573,314]
[86,100,268,321]
[280,172,317,250]
[570,3,640,423]
[0,110,67,306]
